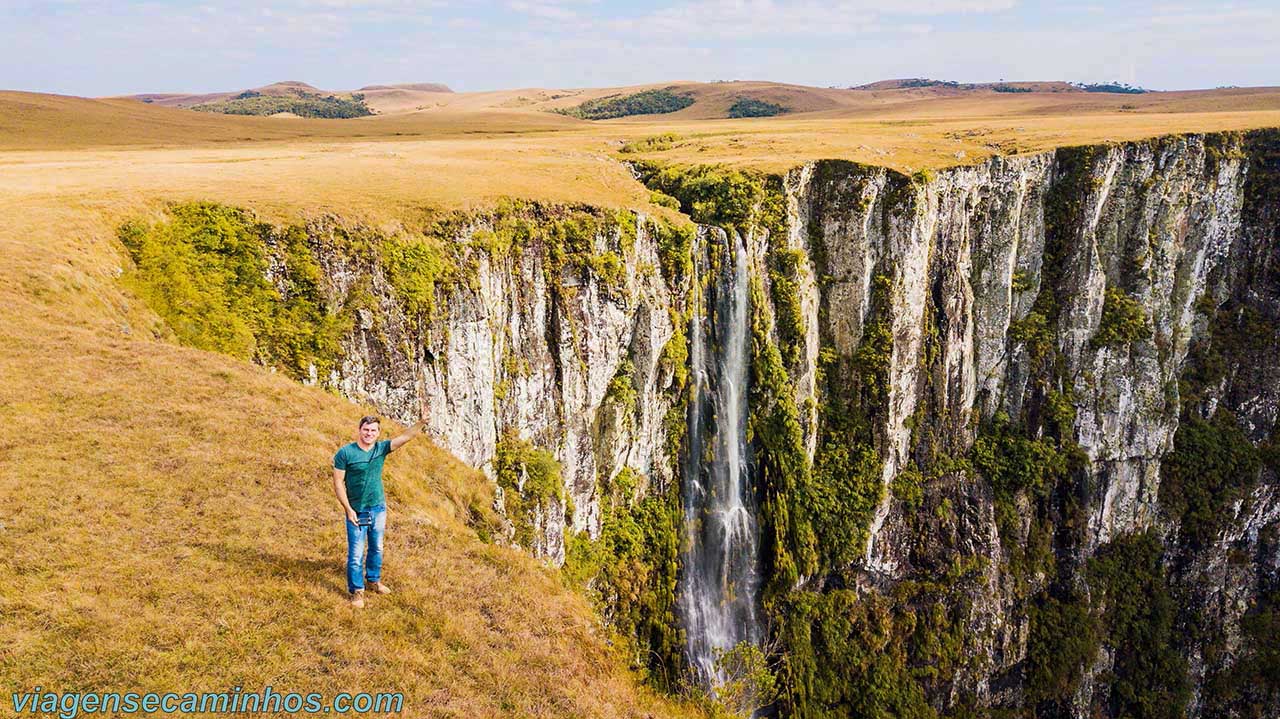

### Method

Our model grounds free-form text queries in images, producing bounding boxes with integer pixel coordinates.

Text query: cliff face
[778,133,1278,717]
[298,131,1279,717]
[311,207,696,564]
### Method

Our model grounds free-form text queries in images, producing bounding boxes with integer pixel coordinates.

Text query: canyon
[120,129,1280,718]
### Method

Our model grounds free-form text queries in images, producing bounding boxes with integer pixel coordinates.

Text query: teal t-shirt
[334,440,392,511]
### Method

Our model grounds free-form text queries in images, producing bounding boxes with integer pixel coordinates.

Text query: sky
[1,0,1275,96]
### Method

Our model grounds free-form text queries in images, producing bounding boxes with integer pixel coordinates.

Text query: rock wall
[314,209,703,565]
[311,131,1279,717]
[778,132,1278,717]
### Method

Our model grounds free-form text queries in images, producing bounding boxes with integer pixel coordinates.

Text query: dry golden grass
[0,199,700,717]
[6,83,1280,217]
[0,91,580,152]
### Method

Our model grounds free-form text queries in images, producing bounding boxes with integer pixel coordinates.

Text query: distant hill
[192,84,374,119]
[359,82,453,93]
[852,78,1082,93]
[121,80,454,116]
[128,81,326,108]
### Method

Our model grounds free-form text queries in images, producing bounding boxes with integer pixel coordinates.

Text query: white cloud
[1,0,1274,96]
[603,0,1015,40]
[507,1,580,21]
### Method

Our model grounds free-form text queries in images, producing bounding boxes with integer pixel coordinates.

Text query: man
[333,402,428,608]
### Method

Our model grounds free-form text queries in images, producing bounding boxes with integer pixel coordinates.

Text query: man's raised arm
[389,395,431,452]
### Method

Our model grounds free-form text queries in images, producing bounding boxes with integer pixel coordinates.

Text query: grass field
[2,78,1279,716]
[5,81,1280,216]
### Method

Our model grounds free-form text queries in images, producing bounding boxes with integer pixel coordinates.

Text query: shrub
[1202,587,1280,715]
[382,232,458,324]
[727,98,787,118]
[1026,532,1190,717]
[635,163,784,238]
[1091,286,1152,348]
[1074,82,1149,94]
[1025,590,1099,704]
[900,78,967,89]
[712,642,778,717]
[649,190,682,210]
[971,413,1068,501]
[562,468,685,688]
[1087,533,1190,719]
[620,133,682,153]
[778,590,938,718]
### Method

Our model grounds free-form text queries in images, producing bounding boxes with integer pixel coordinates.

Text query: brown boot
[350,589,366,608]
[369,581,392,595]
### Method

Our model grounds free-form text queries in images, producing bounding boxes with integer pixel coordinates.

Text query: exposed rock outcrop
[306,130,1279,718]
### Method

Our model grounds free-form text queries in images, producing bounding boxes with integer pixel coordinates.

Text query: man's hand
[390,394,431,452]
[346,507,359,525]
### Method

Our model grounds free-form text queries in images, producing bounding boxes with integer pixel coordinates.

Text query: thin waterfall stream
[679,228,762,690]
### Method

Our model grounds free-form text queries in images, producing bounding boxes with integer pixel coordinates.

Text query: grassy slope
[0,199,697,717]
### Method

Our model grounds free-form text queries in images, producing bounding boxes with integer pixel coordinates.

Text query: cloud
[601,0,1015,40]
[1,0,1274,96]
[507,1,581,21]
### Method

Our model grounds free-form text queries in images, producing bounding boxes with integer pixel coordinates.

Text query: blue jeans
[345,504,386,594]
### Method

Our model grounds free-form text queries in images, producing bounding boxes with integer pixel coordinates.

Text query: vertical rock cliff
[163,130,1276,717]
[760,131,1278,718]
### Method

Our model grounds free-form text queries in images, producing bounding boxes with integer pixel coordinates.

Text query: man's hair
[358,415,380,429]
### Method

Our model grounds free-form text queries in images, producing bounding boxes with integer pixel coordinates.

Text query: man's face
[359,422,380,445]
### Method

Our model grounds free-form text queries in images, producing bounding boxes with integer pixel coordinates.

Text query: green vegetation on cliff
[119,201,659,387]
[1091,286,1152,348]
[1166,295,1272,551]
[563,467,686,690]
[748,276,820,599]
[807,275,891,572]
[118,203,348,381]
[1090,533,1190,719]
[1160,409,1261,550]
[493,433,564,549]
[1025,532,1189,717]
[633,162,785,238]
[779,591,935,719]
[1203,585,1280,717]
[464,200,636,299]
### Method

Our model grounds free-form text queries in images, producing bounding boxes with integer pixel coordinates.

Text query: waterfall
[680,228,762,690]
